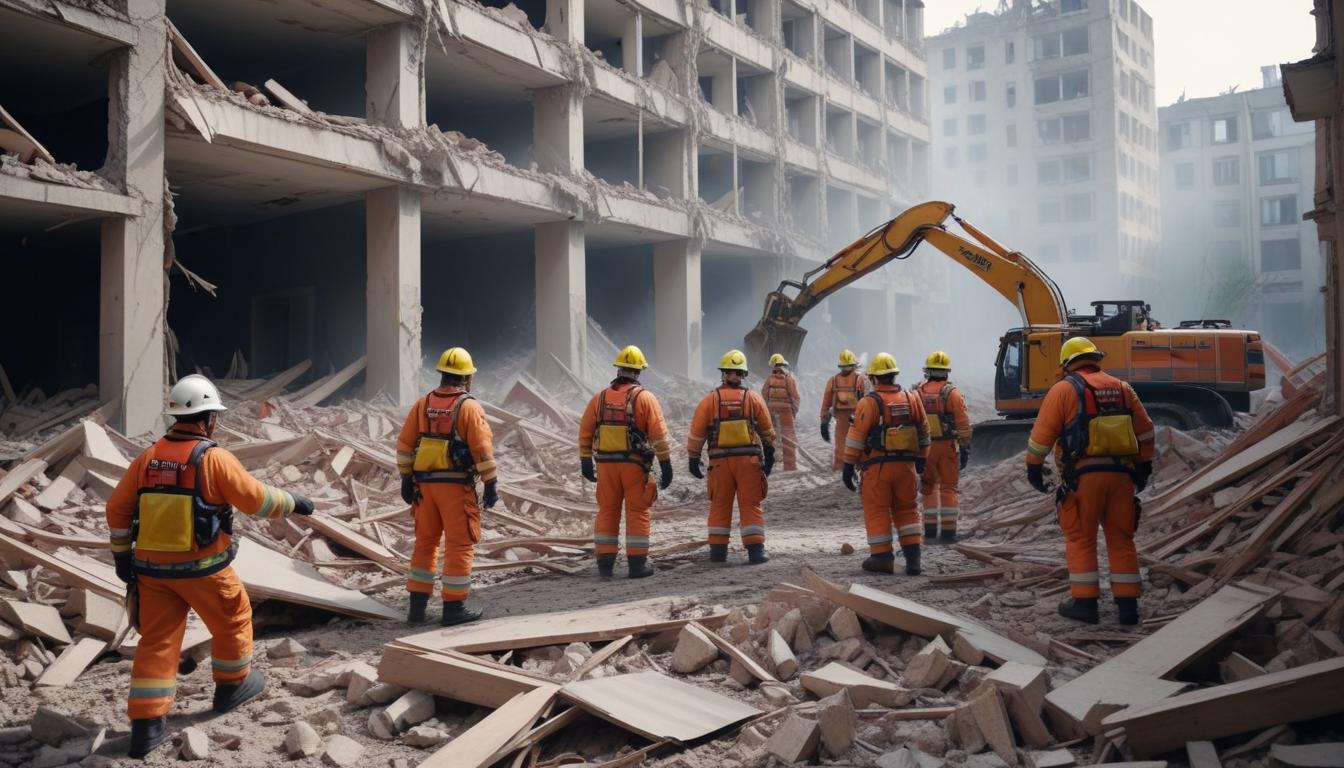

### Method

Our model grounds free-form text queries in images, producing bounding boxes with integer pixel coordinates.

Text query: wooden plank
[1101,658,1344,758]
[241,358,311,402]
[0,459,47,508]
[34,637,107,687]
[376,645,547,707]
[570,635,633,681]
[298,513,407,574]
[0,532,123,598]
[291,356,367,407]
[233,538,400,621]
[689,619,777,684]
[81,421,128,471]
[419,685,560,768]
[0,103,56,164]
[560,671,760,741]
[486,705,583,765]
[262,78,312,114]
[166,18,227,90]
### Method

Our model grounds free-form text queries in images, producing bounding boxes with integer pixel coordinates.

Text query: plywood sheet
[233,538,399,621]
[560,671,760,742]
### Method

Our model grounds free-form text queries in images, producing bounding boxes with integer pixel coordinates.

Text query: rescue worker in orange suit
[396,347,497,627]
[820,349,870,471]
[841,354,930,575]
[761,354,801,472]
[106,375,315,758]
[916,351,972,544]
[688,350,778,564]
[1026,337,1155,626]
[578,345,674,579]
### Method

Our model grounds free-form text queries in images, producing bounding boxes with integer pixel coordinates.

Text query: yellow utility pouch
[136,492,195,552]
[834,389,857,409]
[927,414,945,438]
[884,425,921,452]
[1086,415,1139,457]
[597,424,631,453]
[414,436,453,472]
[716,419,754,448]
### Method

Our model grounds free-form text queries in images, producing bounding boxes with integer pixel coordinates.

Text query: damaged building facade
[0,0,933,438]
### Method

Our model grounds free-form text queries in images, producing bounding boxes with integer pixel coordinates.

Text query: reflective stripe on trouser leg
[127,574,190,719]
[939,507,960,532]
[861,463,899,555]
[771,408,797,470]
[919,443,942,524]
[832,410,852,470]
[1099,472,1142,598]
[707,459,736,545]
[1059,480,1102,599]
[408,488,444,595]
[594,463,626,556]
[623,465,655,556]
[892,463,922,546]
[734,456,767,545]
[933,442,960,531]
[432,483,480,602]
[188,567,254,684]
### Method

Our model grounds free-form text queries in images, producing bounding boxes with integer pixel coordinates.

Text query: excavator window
[995,333,1024,401]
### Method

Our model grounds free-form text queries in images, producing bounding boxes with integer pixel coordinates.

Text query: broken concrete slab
[1268,743,1344,767]
[801,662,915,708]
[768,629,799,680]
[0,599,71,645]
[671,623,719,673]
[828,606,863,640]
[1002,688,1053,749]
[766,714,819,764]
[968,686,1020,767]
[904,636,952,689]
[985,662,1048,712]
[30,707,89,747]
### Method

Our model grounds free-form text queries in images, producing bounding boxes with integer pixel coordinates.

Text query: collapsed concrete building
[0,0,935,438]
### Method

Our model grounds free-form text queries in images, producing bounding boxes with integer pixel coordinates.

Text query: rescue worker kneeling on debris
[761,354,801,472]
[1025,337,1155,626]
[397,347,497,627]
[842,354,931,575]
[917,351,972,544]
[106,375,315,759]
[688,350,777,564]
[820,349,870,471]
[578,345,674,579]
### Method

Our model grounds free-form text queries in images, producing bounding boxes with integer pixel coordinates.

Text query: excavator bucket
[744,290,809,373]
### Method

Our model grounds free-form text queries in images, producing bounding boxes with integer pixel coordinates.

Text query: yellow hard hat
[718,349,749,373]
[769,353,787,366]
[838,349,859,368]
[614,345,648,370]
[925,350,952,370]
[435,347,478,376]
[867,352,900,376]
[1060,336,1104,367]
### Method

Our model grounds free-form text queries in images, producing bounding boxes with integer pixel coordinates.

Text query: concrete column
[100,0,166,437]
[366,23,424,128]
[749,0,779,42]
[535,221,588,381]
[534,86,584,174]
[797,13,818,63]
[622,13,643,77]
[745,73,778,131]
[741,160,778,222]
[365,187,422,404]
[711,59,737,115]
[654,240,702,380]
[546,0,583,41]
[645,129,695,199]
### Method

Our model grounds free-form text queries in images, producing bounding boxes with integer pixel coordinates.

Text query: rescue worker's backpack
[413,391,476,483]
[765,373,792,408]
[135,436,233,554]
[1060,370,1140,464]
[831,373,863,411]
[594,383,653,464]
[709,387,760,458]
[919,381,958,441]
[862,389,921,464]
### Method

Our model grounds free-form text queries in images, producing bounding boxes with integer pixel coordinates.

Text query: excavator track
[968,419,1036,466]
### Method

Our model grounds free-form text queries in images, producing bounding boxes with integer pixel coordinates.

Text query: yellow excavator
[744,201,1267,464]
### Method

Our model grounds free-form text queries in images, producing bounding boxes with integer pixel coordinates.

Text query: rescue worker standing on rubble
[917,351,972,543]
[761,354,801,472]
[841,354,930,575]
[106,374,315,758]
[578,345,674,579]
[820,349,870,471]
[397,347,497,628]
[688,350,778,564]
[1026,337,1155,626]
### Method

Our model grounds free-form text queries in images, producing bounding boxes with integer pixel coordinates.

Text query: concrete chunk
[345,665,380,705]
[817,689,857,757]
[775,608,802,645]
[30,707,88,747]
[829,606,863,640]
[1029,748,1076,768]
[904,638,952,689]
[1269,742,1344,767]
[284,722,322,758]
[402,725,450,748]
[947,704,986,754]
[769,629,799,680]
[671,623,720,674]
[801,662,916,708]
[817,636,863,662]
[287,660,376,696]
[373,689,435,735]
[766,714,819,764]
[322,734,364,767]
[180,727,209,760]
[985,662,1048,712]
[1002,689,1053,749]
[968,687,1019,767]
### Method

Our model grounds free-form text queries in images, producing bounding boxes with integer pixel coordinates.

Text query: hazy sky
[923,0,1318,106]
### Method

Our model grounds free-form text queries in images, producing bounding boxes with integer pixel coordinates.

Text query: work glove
[842,463,857,492]
[1134,461,1153,493]
[914,458,927,477]
[113,553,135,585]
[581,457,597,483]
[959,446,970,470]
[658,460,674,489]
[689,457,704,479]
[291,494,314,516]
[1027,463,1053,495]
[400,475,416,505]
[820,417,832,444]
[762,444,776,476]
[482,481,499,509]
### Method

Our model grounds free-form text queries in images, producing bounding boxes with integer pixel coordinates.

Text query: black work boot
[1116,597,1139,626]
[924,523,938,540]
[213,668,265,713]
[901,544,922,575]
[862,553,896,573]
[596,554,616,579]
[746,544,769,564]
[441,600,483,626]
[708,544,728,563]
[627,556,654,579]
[1058,597,1100,624]
[939,528,957,544]
[128,716,167,759]
[406,592,429,624]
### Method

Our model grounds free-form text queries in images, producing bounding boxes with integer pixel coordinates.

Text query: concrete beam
[0,175,141,217]
[1,0,137,46]
[654,239,702,380]
[100,0,166,437]
[366,186,422,405]
[535,221,587,382]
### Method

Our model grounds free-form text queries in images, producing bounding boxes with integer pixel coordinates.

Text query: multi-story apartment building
[0,0,931,435]
[927,0,1160,326]
[1158,67,1324,357]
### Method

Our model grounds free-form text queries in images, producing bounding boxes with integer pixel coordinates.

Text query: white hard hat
[166,374,228,416]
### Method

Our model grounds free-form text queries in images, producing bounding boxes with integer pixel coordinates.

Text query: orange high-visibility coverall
[917,379,972,534]
[397,387,497,602]
[844,385,930,555]
[688,386,777,546]
[821,371,869,470]
[107,423,300,720]
[1027,364,1155,599]
[761,369,801,471]
[579,380,671,557]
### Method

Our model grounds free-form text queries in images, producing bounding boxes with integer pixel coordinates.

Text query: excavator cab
[1087,300,1156,335]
